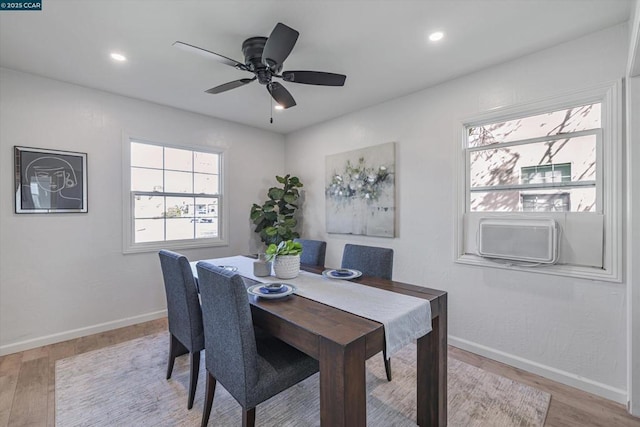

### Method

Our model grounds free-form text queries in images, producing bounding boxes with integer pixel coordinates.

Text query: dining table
[191,256,448,426]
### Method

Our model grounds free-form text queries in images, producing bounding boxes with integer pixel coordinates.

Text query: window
[520,163,573,211]
[521,192,570,212]
[456,81,622,281]
[520,163,571,185]
[123,138,226,253]
[467,103,599,213]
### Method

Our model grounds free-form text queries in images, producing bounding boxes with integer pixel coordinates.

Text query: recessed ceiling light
[274,105,284,110]
[429,31,444,42]
[110,52,127,62]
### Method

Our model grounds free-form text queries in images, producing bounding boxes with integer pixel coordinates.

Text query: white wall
[285,24,630,402]
[0,68,285,354]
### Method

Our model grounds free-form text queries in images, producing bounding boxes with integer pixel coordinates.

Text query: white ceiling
[0,0,632,134]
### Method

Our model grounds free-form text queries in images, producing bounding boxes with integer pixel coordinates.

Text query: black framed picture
[14,146,88,213]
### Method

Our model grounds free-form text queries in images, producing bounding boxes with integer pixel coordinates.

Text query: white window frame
[122,134,228,254]
[455,80,622,282]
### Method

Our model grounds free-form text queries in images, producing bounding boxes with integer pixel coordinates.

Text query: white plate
[247,284,296,299]
[322,269,362,280]
[218,265,238,272]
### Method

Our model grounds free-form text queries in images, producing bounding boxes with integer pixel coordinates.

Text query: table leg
[319,335,366,426]
[417,297,448,426]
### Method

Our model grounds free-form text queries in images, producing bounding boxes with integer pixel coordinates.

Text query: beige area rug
[56,333,550,426]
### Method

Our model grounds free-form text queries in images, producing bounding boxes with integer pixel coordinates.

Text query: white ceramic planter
[273,255,300,279]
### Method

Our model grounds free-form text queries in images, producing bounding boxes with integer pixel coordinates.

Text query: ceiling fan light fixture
[428,31,444,42]
[110,52,127,62]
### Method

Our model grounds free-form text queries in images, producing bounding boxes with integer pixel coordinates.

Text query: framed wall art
[14,146,88,213]
[325,142,395,237]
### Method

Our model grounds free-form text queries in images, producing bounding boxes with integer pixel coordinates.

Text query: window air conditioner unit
[478,218,558,264]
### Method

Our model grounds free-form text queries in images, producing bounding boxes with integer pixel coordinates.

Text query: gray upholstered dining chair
[158,250,204,410]
[341,243,394,381]
[295,238,327,267]
[341,243,394,280]
[196,261,319,427]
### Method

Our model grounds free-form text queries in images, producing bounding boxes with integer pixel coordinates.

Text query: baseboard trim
[0,310,167,356]
[449,335,627,404]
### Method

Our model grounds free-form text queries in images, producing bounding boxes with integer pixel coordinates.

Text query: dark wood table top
[247,264,446,360]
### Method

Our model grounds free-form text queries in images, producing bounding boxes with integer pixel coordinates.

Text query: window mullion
[595,129,604,214]
[162,147,166,241]
[192,151,196,239]
[132,191,216,198]
[466,128,599,152]
[471,180,596,193]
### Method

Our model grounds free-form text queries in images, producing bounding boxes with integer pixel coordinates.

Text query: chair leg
[166,334,188,379]
[242,407,256,427]
[188,350,201,409]
[383,349,392,381]
[200,372,217,427]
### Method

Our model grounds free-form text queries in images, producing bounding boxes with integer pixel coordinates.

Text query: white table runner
[191,255,432,357]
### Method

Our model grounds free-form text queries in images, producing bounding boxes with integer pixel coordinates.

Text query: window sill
[455,254,621,283]
[123,237,228,254]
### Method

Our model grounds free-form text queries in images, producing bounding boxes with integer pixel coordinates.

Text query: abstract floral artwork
[325,142,395,237]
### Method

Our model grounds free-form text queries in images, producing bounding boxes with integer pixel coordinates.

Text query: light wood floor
[1,318,638,427]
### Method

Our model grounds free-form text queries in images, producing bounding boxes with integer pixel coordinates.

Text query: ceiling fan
[173,22,347,110]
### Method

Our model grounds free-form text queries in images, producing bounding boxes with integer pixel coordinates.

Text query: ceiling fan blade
[205,78,256,94]
[262,23,299,69]
[267,82,296,109]
[173,41,247,70]
[281,71,347,86]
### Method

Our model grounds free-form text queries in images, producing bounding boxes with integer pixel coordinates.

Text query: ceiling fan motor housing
[242,37,279,84]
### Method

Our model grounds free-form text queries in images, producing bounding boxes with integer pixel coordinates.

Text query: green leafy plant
[265,240,303,261]
[250,175,303,246]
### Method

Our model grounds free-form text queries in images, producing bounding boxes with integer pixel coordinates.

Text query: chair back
[196,261,259,405]
[158,250,204,351]
[341,244,394,280]
[295,238,327,267]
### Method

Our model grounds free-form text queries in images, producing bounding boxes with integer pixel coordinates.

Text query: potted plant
[266,240,303,279]
[250,175,303,246]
